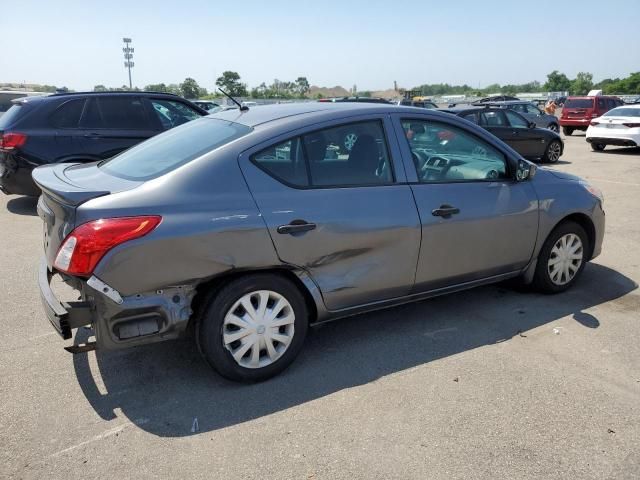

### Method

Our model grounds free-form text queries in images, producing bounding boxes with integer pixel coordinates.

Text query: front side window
[150,99,202,130]
[401,119,508,183]
[252,120,394,188]
[50,99,86,128]
[100,118,251,180]
[504,110,529,128]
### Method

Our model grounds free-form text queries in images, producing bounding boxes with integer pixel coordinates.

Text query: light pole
[122,38,134,89]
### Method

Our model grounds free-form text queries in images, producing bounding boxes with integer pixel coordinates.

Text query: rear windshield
[564,98,594,108]
[0,105,23,128]
[603,107,640,117]
[100,118,251,180]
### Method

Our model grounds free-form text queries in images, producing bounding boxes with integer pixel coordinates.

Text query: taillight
[623,123,640,128]
[0,132,27,150]
[54,216,161,276]
[590,121,600,126]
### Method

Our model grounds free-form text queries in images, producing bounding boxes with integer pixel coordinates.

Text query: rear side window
[50,99,86,128]
[252,121,394,188]
[479,110,508,127]
[98,97,149,129]
[564,98,594,108]
[0,105,24,128]
[100,118,251,180]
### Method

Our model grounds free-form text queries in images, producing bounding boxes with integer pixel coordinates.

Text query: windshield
[564,98,594,108]
[100,118,252,180]
[603,107,640,117]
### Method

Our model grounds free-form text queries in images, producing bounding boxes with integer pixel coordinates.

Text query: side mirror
[516,159,536,181]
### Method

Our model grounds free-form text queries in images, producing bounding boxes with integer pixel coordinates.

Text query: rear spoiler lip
[32,163,110,206]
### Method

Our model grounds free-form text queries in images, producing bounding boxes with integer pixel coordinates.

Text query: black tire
[197,274,309,382]
[548,123,559,133]
[591,143,606,151]
[532,221,589,294]
[543,140,562,163]
[562,127,574,136]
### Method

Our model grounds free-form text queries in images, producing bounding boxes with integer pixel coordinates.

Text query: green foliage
[249,77,312,99]
[144,83,169,93]
[180,77,201,99]
[93,85,108,92]
[595,72,640,94]
[544,71,571,92]
[215,71,248,97]
[570,72,593,95]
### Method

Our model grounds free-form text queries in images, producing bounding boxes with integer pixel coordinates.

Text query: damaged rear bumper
[38,257,195,349]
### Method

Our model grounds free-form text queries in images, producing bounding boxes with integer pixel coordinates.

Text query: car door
[477,109,524,151]
[49,97,91,162]
[393,114,538,291]
[239,116,422,311]
[522,103,546,127]
[503,109,543,158]
[77,96,157,159]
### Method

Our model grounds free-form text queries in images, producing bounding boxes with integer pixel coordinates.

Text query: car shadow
[6,196,38,216]
[599,146,640,155]
[71,263,638,437]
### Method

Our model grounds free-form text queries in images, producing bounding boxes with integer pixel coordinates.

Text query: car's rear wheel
[543,140,562,163]
[197,274,309,382]
[532,221,589,293]
[591,143,606,151]
[548,123,559,133]
[562,127,574,136]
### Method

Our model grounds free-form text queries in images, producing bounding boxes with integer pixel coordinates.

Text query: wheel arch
[189,267,321,331]
[551,213,596,260]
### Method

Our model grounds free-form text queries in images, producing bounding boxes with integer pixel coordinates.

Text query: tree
[180,77,201,99]
[144,83,168,93]
[215,71,247,96]
[570,72,594,95]
[544,70,571,92]
[93,85,108,92]
[166,84,182,95]
[295,76,310,97]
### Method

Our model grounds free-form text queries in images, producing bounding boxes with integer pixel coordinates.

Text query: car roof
[437,106,493,114]
[209,102,451,128]
[13,90,187,105]
[483,100,533,105]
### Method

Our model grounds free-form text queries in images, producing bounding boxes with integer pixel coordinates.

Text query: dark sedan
[439,106,564,163]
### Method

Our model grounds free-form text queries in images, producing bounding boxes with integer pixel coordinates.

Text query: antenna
[218,88,248,111]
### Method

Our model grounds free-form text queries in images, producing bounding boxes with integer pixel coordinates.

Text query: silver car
[34,103,605,381]
[484,100,560,132]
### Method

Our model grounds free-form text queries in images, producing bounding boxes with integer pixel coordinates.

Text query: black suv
[0,91,207,196]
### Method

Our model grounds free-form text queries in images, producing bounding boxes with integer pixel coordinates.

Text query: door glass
[150,99,202,129]
[401,119,508,183]
[252,137,309,187]
[504,110,529,128]
[478,110,508,127]
[80,98,103,128]
[303,120,393,186]
[50,99,86,128]
[525,104,542,115]
[97,97,149,129]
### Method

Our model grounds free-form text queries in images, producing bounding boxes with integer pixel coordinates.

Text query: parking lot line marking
[49,418,149,457]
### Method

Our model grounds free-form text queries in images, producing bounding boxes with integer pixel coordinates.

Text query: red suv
[560,95,624,135]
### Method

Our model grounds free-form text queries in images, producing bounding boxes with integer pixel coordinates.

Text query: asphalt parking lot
[1,133,639,480]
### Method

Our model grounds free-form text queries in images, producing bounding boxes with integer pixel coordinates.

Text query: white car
[586,105,640,151]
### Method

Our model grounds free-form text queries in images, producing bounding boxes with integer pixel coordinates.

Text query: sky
[2,0,639,92]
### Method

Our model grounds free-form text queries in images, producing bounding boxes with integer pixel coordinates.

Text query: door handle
[277,220,316,235]
[432,205,460,218]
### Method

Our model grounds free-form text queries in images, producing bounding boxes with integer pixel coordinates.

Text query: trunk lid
[33,162,141,268]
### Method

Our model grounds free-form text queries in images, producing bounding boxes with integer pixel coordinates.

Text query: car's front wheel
[532,221,589,293]
[548,123,559,133]
[563,127,574,136]
[591,143,606,151]
[197,274,309,382]
[543,140,562,163]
